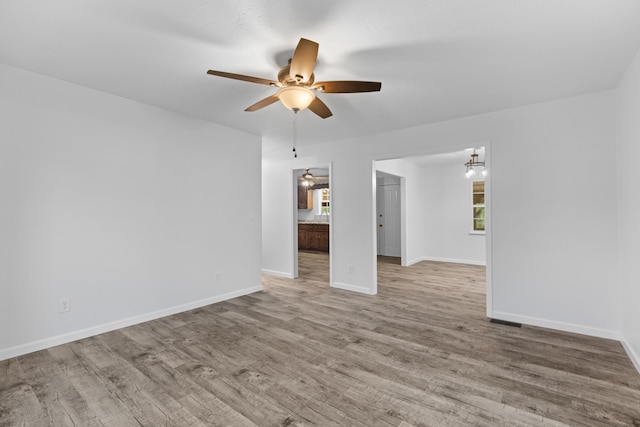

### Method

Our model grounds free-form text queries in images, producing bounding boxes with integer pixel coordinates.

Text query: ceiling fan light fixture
[277,86,316,111]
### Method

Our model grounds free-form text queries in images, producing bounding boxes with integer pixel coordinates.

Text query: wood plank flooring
[2,252,639,426]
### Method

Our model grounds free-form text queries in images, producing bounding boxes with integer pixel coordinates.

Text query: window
[472,181,485,232]
[321,188,330,214]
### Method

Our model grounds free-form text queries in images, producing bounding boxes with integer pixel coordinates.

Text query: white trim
[261,269,294,278]
[400,176,407,266]
[484,142,493,317]
[491,310,620,340]
[468,231,486,235]
[332,281,377,295]
[292,169,299,279]
[420,256,486,266]
[0,285,263,362]
[405,257,424,267]
[329,162,334,288]
[371,160,378,295]
[621,336,640,374]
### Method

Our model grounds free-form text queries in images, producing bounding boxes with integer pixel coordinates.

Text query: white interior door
[377,183,401,257]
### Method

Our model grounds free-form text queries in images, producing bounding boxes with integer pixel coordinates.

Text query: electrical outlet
[216,272,222,282]
[59,297,70,313]
[348,264,354,274]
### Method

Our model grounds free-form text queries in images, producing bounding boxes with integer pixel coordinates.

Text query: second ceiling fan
[207,38,381,119]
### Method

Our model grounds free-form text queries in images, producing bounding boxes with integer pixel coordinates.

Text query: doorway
[293,165,332,285]
[376,171,402,258]
[373,145,492,314]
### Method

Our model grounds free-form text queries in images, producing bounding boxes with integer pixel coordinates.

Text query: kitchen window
[472,181,485,233]
[321,188,330,214]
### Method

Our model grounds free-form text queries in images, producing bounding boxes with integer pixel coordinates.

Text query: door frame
[371,142,493,316]
[376,172,403,259]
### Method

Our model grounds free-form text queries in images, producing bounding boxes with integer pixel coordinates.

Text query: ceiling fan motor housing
[278,65,314,86]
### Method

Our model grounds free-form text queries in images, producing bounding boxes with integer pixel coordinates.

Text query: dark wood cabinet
[298,185,313,209]
[298,223,329,252]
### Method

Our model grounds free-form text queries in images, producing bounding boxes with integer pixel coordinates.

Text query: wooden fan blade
[312,80,382,93]
[308,97,333,119]
[289,38,319,83]
[207,70,277,86]
[245,94,280,112]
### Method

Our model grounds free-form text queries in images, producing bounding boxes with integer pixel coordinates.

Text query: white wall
[0,64,263,360]
[261,159,295,278]
[263,90,618,338]
[421,163,486,265]
[615,47,640,371]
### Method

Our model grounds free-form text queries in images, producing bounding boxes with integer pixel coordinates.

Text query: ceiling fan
[297,169,329,184]
[206,38,381,119]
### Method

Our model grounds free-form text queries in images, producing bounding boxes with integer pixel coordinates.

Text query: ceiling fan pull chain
[292,108,299,158]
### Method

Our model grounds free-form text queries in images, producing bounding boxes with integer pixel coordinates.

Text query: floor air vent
[490,318,522,328]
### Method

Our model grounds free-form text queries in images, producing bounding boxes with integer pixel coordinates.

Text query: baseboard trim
[0,285,263,362]
[261,269,294,279]
[332,282,376,295]
[491,310,620,340]
[420,256,486,266]
[621,336,640,375]
[404,257,424,267]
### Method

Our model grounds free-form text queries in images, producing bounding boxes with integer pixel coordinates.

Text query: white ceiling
[2,1,640,152]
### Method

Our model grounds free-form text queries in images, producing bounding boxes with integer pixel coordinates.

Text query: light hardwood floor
[1,252,639,426]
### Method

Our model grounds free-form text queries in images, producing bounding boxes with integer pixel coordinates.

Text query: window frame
[320,188,330,215]
[471,180,486,234]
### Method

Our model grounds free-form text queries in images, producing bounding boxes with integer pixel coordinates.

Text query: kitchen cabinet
[298,223,329,252]
[298,185,313,209]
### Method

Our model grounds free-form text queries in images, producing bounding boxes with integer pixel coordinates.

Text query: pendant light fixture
[464,149,486,178]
